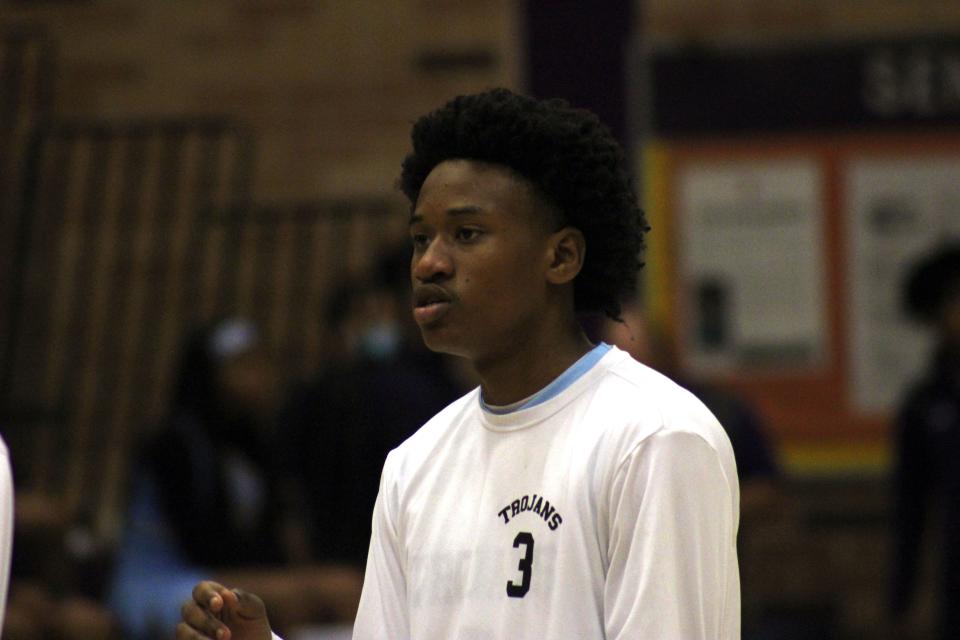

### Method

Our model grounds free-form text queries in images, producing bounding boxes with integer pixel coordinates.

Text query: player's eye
[455,227,482,243]
[411,232,430,251]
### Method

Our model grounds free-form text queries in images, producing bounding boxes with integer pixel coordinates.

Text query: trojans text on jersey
[496,493,563,531]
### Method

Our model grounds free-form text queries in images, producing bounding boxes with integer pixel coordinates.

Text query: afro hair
[904,242,960,323]
[400,88,648,321]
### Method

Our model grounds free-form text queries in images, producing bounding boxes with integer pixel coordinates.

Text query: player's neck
[473,318,593,407]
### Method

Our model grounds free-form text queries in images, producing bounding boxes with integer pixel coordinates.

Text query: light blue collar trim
[481,342,612,415]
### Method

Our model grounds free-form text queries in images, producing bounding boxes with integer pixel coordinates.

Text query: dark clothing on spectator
[145,412,286,567]
[284,350,461,566]
[893,346,960,639]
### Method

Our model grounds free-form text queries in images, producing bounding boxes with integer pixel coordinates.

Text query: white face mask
[360,323,402,361]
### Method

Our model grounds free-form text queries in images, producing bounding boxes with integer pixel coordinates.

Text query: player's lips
[413,284,454,326]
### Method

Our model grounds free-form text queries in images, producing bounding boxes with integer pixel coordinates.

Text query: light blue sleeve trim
[107,474,209,639]
[482,342,612,414]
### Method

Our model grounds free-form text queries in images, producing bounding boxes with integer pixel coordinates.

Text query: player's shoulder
[598,348,730,450]
[602,348,710,418]
[381,387,478,469]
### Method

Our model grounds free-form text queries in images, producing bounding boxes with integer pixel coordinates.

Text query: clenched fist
[177,581,273,640]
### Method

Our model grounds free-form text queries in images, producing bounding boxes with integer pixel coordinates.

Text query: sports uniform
[351,344,740,639]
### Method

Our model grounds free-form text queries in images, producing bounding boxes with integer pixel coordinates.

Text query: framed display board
[643,135,960,473]
[637,34,960,473]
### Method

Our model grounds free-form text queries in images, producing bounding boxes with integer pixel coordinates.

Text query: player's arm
[604,429,740,639]
[352,453,410,640]
[177,581,277,640]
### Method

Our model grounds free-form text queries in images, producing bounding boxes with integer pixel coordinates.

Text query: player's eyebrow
[409,205,485,226]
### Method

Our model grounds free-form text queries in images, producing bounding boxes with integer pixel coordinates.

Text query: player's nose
[413,238,453,283]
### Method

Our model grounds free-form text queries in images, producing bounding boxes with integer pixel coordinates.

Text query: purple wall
[524,0,635,153]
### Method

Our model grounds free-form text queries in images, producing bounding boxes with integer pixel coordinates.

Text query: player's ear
[545,226,586,285]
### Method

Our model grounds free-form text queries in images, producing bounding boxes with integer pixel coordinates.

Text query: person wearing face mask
[282,257,465,571]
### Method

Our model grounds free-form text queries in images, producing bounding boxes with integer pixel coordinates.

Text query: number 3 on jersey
[506,531,534,598]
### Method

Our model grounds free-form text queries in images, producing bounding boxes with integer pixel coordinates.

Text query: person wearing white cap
[110,318,362,638]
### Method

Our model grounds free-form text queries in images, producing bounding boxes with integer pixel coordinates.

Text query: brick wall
[0,0,522,533]
[0,0,523,199]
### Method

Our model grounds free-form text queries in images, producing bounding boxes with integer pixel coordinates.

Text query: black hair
[323,245,412,328]
[173,324,221,419]
[904,242,960,323]
[400,88,648,320]
[171,317,260,424]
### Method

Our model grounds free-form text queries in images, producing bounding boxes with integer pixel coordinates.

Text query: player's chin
[418,325,467,356]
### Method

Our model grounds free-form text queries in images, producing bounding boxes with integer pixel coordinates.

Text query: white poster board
[847,158,960,413]
[678,159,826,373]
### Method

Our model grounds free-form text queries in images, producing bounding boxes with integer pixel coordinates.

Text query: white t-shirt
[352,346,740,639]
[0,436,13,631]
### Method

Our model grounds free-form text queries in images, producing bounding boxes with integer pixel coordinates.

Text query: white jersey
[352,346,740,639]
[0,436,13,631]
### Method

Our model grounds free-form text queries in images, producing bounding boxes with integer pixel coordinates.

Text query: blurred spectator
[2,489,117,639]
[108,318,361,639]
[892,243,960,640]
[283,249,465,568]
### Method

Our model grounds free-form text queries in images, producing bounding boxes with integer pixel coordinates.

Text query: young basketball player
[176,88,740,640]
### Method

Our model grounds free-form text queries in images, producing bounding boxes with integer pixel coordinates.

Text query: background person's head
[173,317,281,430]
[321,246,422,366]
[904,243,960,346]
